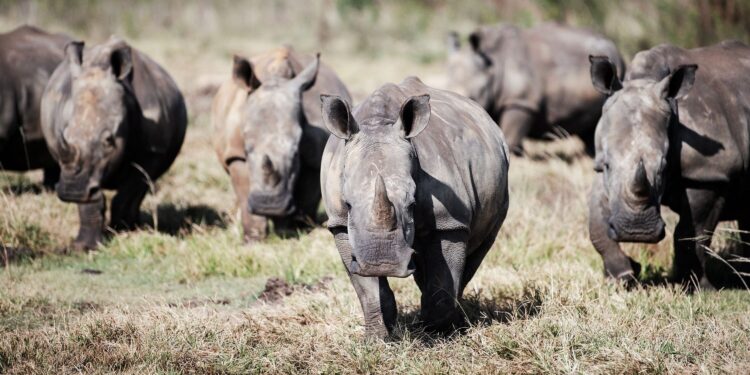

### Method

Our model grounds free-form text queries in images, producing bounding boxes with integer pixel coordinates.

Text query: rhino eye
[103,133,115,148]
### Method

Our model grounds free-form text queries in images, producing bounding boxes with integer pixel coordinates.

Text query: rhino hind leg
[460,224,502,292]
[72,199,106,251]
[671,188,724,290]
[42,165,60,191]
[414,230,469,332]
[332,228,396,338]
[589,177,640,284]
[228,160,268,242]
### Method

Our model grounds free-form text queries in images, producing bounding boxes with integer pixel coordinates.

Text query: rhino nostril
[87,185,100,198]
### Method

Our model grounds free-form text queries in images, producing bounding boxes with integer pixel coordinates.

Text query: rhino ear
[289,53,319,92]
[399,94,430,139]
[65,41,84,77]
[590,55,622,95]
[110,45,133,81]
[321,95,357,140]
[232,55,261,92]
[659,64,698,101]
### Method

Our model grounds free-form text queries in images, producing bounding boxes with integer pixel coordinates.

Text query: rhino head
[590,56,697,243]
[445,31,494,110]
[56,39,135,203]
[232,54,320,217]
[321,93,431,278]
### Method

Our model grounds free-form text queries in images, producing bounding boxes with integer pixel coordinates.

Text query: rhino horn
[372,174,395,230]
[632,159,651,197]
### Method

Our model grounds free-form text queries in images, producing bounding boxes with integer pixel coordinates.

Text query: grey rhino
[320,77,509,338]
[588,40,750,288]
[212,47,351,242]
[0,25,71,188]
[447,23,625,155]
[41,37,187,250]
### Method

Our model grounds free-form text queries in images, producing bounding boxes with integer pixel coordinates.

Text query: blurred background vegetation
[1,0,749,63]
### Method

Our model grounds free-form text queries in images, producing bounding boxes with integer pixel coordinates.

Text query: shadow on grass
[392,285,544,344]
[0,246,36,266]
[140,203,227,236]
[0,180,48,195]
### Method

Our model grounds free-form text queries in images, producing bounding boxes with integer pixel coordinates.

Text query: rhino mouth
[348,232,416,278]
[56,173,102,203]
[608,219,666,243]
[350,255,416,278]
[248,192,296,217]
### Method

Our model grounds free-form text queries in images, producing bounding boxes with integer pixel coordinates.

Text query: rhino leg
[72,198,105,251]
[110,178,149,231]
[499,108,535,156]
[228,160,267,242]
[414,230,469,332]
[672,188,724,290]
[460,223,501,291]
[579,128,596,158]
[42,165,60,191]
[332,227,396,339]
[589,176,641,282]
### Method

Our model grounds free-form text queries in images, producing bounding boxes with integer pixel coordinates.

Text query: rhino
[0,25,71,188]
[588,40,750,288]
[41,37,187,250]
[446,23,625,155]
[320,77,509,338]
[212,47,351,242]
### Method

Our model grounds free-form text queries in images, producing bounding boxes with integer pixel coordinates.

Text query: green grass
[1,2,750,373]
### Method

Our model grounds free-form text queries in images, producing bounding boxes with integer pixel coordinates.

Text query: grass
[1,2,750,373]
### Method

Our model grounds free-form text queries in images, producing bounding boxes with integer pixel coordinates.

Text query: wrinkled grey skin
[446,23,625,155]
[589,40,750,289]
[212,48,352,242]
[321,77,509,338]
[0,25,71,188]
[41,37,187,250]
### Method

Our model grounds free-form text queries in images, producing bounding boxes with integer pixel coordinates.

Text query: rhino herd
[2,23,750,338]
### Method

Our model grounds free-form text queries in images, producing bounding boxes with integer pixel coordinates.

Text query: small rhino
[588,40,750,288]
[447,23,625,155]
[0,25,72,188]
[41,37,187,250]
[321,77,509,338]
[211,47,351,242]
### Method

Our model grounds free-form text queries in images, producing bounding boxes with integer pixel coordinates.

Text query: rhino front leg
[332,227,396,339]
[499,107,535,156]
[110,178,149,231]
[672,188,724,290]
[589,176,641,282]
[228,160,267,242]
[73,198,105,251]
[414,230,469,332]
[42,165,60,191]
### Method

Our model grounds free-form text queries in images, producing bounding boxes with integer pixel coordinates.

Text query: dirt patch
[256,276,333,303]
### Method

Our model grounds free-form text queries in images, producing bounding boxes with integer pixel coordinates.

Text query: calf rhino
[41,37,187,250]
[212,47,351,242]
[588,40,750,288]
[321,77,509,338]
[447,23,625,155]
[0,25,71,188]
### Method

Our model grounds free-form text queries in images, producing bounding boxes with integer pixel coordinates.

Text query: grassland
[2,1,750,374]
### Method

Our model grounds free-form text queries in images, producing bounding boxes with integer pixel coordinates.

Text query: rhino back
[632,42,750,182]
[0,25,71,145]
[41,44,187,180]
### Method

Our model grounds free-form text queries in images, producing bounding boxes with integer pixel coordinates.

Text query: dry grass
[2,2,750,374]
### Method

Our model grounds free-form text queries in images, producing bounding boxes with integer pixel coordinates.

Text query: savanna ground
[2,1,750,373]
